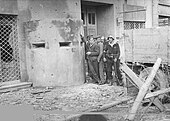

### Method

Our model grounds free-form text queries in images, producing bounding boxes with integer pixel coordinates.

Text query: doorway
[81,6,97,37]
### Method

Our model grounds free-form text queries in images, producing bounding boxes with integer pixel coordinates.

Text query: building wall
[0,0,85,86]
[123,4,146,21]
[25,19,85,87]
[96,4,114,37]
[126,0,145,6]
[0,0,18,14]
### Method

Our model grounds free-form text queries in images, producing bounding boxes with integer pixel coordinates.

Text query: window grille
[158,18,169,26]
[124,21,145,30]
[0,14,20,82]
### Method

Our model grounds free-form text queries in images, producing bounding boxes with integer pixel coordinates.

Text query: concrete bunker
[25,18,85,87]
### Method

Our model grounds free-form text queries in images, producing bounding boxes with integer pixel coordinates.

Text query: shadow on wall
[78,114,107,121]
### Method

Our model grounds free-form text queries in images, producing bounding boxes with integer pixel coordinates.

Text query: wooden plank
[0,82,33,93]
[31,89,51,95]
[124,27,169,63]
[145,87,170,99]
[132,54,167,64]
[120,62,143,87]
[127,58,162,121]
[90,97,133,112]
[63,97,133,121]
[150,97,165,112]
[0,80,20,87]
[121,61,165,111]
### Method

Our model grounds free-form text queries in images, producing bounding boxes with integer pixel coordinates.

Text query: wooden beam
[149,97,165,112]
[121,62,165,111]
[120,63,143,87]
[0,82,33,93]
[63,97,133,121]
[145,87,170,99]
[0,80,20,87]
[122,9,146,13]
[90,97,133,112]
[127,58,162,121]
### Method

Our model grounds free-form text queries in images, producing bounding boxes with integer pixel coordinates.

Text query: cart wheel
[139,67,169,100]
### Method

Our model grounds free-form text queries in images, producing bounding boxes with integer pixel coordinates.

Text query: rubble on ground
[0,83,128,112]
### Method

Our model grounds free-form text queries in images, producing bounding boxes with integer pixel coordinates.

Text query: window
[159,16,170,26]
[59,42,71,47]
[124,21,145,30]
[88,13,95,25]
[92,13,95,24]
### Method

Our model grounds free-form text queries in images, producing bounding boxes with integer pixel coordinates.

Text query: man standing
[97,36,106,84]
[86,36,100,84]
[103,35,123,86]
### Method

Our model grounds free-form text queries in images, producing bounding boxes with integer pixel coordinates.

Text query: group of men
[83,35,123,86]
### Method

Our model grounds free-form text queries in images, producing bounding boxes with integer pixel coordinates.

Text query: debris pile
[0,84,128,112]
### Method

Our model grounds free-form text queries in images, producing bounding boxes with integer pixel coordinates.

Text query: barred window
[0,14,20,82]
[158,16,170,26]
[124,21,145,30]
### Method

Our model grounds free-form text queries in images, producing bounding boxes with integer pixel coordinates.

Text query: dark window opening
[92,13,95,24]
[32,42,45,48]
[159,16,170,26]
[88,13,91,24]
[88,13,95,25]
[59,42,71,47]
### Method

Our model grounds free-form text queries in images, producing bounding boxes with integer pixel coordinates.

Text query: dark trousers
[106,59,122,85]
[99,60,105,83]
[87,58,100,83]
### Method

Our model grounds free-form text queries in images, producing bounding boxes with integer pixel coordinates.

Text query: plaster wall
[96,4,115,37]
[0,0,85,86]
[126,0,145,6]
[25,19,85,86]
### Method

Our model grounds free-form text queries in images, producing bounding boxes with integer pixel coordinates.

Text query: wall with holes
[0,0,85,86]
[24,19,85,87]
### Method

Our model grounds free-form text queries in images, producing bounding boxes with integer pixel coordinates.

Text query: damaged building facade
[0,0,170,87]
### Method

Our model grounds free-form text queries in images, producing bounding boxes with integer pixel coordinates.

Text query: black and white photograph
[0,0,170,121]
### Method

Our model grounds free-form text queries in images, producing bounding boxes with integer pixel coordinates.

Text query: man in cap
[86,35,100,84]
[97,36,106,84]
[103,35,123,86]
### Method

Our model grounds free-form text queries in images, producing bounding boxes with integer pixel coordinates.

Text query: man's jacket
[86,43,100,61]
[104,42,120,60]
